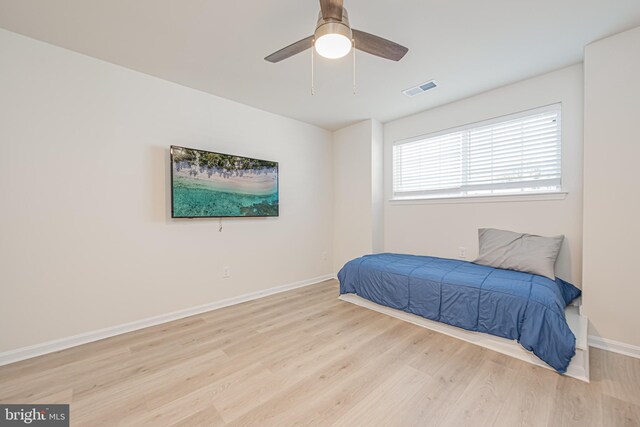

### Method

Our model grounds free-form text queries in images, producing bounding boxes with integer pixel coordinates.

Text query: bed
[338,253,582,374]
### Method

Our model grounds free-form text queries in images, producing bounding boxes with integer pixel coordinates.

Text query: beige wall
[0,29,334,353]
[371,120,384,254]
[333,120,371,272]
[583,26,640,347]
[332,119,384,273]
[383,65,585,284]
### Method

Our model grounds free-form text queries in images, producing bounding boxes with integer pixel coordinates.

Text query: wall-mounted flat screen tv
[171,146,279,218]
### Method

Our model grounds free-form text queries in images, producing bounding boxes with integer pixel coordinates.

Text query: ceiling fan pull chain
[352,38,356,95]
[311,39,316,96]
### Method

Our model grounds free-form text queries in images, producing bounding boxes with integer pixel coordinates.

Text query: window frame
[391,103,566,203]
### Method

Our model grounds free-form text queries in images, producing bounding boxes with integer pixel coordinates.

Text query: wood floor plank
[492,363,559,427]
[601,395,640,427]
[549,372,603,427]
[331,365,431,426]
[407,328,465,376]
[592,347,640,407]
[282,329,436,426]
[170,405,225,427]
[261,312,391,374]
[224,322,421,426]
[439,360,517,427]
[391,342,491,426]
[212,366,291,423]
[0,279,639,427]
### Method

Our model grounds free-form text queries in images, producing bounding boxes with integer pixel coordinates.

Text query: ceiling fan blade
[319,0,343,21]
[352,29,408,61]
[264,36,314,63]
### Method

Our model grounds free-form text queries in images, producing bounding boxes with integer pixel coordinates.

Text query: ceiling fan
[264,0,408,63]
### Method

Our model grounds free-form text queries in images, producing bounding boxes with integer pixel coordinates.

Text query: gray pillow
[474,228,564,280]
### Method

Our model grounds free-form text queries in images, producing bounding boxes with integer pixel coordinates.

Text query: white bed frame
[339,294,589,382]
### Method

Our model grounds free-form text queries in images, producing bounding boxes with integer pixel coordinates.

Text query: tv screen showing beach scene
[170,146,279,218]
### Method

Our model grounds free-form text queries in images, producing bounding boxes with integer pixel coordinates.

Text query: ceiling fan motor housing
[315,9,352,42]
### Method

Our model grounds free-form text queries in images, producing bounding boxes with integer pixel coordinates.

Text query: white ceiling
[1,0,639,131]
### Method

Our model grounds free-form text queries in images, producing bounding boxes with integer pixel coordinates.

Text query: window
[392,104,562,200]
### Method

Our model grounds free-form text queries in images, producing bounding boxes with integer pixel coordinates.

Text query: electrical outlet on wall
[223,266,231,278]
[321,251,328,261]
[458,247,466,259]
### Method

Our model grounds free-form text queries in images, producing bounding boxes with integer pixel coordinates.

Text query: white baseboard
[588,335,640,359]
[0,274,335,367]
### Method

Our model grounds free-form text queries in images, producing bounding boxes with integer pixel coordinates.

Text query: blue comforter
[338,253,581,373]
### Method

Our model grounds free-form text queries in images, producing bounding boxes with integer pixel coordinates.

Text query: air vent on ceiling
[402,80,438,97]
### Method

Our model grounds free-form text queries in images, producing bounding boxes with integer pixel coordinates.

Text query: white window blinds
[393,104,562,199]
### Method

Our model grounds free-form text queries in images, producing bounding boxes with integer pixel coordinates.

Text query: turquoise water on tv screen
[172,177,279,217]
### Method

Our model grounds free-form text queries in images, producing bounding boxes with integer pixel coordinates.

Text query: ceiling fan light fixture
[315,33,352,59]
[314,20,352,59]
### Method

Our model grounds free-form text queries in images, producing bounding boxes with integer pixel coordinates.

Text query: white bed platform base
[338,293,590,383]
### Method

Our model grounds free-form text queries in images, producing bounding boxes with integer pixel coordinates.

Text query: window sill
[390,191,568,205]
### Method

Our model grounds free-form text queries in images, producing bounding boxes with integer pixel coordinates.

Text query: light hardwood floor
[1,280,639,426]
